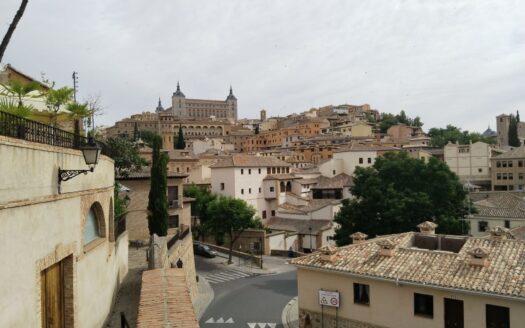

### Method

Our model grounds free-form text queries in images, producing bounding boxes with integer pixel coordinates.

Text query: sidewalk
[192,271,215,319]
[282,296,299,328]
[211,251,295,275]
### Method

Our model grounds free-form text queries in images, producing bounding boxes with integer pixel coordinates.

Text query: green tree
[133,122,139,141]
[175,124,186,149]
[66,102,91,145]
[254,125,260,134]
[0,79,41,117]
[0,0,29,62]
[508,114,521,147]
[183,184,217,240]
[379,110,423,133]
[106,136,147,177]
[428,125,495,148]
[43,86,75,127]
[139,130,159,147]
[334,152,469,246]
[147,135,169,236]
[206,196,259,264]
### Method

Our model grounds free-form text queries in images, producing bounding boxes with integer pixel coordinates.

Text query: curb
[281,296,298,328]
[194,273,215,320]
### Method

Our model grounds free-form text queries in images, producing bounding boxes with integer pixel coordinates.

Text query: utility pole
[72,71,78,103]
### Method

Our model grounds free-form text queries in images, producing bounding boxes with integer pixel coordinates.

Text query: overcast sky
[1,1,524,131]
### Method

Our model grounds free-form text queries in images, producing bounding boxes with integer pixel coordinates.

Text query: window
[168,215,179,228]
[333,170,336,175]
[414,293,433,317]
[249,188,252,194]
[84,206,101,246]
[259,168,261,174]
[478,221,489,232]
[478,168,483,173]
[367,158,372,164]
[519,160,524,167]
[486,304,509,328]
[353,283,370,305]
[241,169,244,174]
[270,186,274,192]
[259,187,261,193]
[508,161,513,168]
[262,211,267,219]
[520,173,524,180]
[241,189,244,195]
[503,161,507,168]
[249,169,252,174]
[359,158,363,164]
[220,183,225,190]
[504,220,510,229]
[497,173,502,180]
[271,210,275,216]
[509,173,514,180]
[497,161,501,168]
[186,167,189,173]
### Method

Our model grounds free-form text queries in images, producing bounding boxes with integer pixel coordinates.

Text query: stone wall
[299,309,387,328]
[168,232,198,299]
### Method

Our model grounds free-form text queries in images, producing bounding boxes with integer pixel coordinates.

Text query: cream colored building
[210,154,293,220]
[491,146,525,191]
[444,141,493,188]
[468,192,525,236]
[171,83,238,121]
[292,222,525,328]
[333,122,373,138]
[0,135,128,328]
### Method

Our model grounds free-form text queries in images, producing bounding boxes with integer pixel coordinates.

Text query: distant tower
[226,85,238,121]
[155,97,164,112]
[496,114,510,147]
[260,109,267,121]
[172,82,186,118]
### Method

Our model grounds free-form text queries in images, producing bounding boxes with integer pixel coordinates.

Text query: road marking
[248,323,257,328]
[225,318,234,323]
[206,269,256,284]
[205,318,215,323]
[267,324,276,328]
[216,318,224,323]
[257,323,267,328]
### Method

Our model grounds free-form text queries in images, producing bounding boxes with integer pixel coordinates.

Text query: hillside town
[1,2,524,328]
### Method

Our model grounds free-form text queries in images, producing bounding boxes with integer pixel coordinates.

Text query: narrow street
[196,254,297,328]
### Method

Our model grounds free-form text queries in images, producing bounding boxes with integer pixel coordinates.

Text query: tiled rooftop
[311,173,353,190]
[136,268,199,328]
[210,154,291,168]
[291,232,525,299]
[266,217,332,234]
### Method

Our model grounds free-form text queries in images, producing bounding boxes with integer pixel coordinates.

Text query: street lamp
[58,138,101,193]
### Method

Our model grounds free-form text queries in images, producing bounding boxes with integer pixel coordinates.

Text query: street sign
[319,290,340,308]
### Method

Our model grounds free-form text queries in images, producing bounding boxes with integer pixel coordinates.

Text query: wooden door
[41,262,64,328]
[444,298,464,328]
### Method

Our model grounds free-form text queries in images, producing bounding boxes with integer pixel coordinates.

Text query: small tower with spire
[172,81,186,118]
[226,85,238,121]
[155,97,164,113]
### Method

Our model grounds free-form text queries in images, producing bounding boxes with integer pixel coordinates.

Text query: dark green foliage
[206,196,259,264]
[106,136,147,177]
[183,184,217,240]
[379,110,423,133]
[428,125,495,148]
[133,122,139,141]
[175,125,186,149]
[508,114,521,147]
[254,125,260,134]
[139,130,159,147]
[334,152,469,246]
[147,135,169,236]
[114,182,130,221]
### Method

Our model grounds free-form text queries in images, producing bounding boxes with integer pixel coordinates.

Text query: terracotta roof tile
[291,232,525,299]
[210,154,290,168]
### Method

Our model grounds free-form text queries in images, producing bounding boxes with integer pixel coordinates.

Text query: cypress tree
[147,135,169,236]
[508,114,521,147]
[133,122,139,141]
[175,124,186,149]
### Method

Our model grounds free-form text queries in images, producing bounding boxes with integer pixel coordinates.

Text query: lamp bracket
[58,167,94,194]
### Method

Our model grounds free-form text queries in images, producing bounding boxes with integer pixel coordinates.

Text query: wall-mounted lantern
[58,139,101,193]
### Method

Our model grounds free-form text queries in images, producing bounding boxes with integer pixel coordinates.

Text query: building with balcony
[0,114,128,327]
[210,154,293,220]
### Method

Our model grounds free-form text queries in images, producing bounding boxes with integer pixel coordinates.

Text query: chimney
[468,247,490,267]
[319,245,338,263]
[417,221,438,235]
[376,239,396,257]
[351,232,368,244]
[489,226,512,240]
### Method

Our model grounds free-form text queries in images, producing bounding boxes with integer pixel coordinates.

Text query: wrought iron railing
[115,217,126,240]
[0,110,109,155]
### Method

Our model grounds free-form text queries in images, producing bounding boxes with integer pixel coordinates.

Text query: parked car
[193,243,218,258]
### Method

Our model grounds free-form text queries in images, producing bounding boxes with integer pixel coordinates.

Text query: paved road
[199,266,297,327]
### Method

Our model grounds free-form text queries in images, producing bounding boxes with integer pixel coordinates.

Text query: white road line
[205,317,215,323]
[227,271,251,277]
